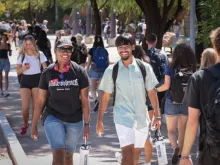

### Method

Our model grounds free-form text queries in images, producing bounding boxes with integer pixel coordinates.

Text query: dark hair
[133,45,146,59]
[37,30,49,49]
[34,25,41,40]
[146,33,157,44]
[171,43,197,72]
[93,35,104,48]
[115,33,135,47]
[210,27,220,55]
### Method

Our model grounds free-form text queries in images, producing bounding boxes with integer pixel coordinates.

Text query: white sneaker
[4,91,9,97]
[115,152,122,164]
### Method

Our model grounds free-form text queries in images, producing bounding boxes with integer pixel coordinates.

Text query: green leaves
[196,0,220,47]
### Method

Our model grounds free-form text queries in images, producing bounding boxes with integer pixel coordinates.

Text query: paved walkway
[0,35,199,165]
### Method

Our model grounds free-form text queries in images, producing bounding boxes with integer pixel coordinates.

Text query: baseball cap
[43,20,48,23]
[55,38,73,48]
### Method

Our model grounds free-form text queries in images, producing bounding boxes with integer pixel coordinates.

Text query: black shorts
[20,73,41,89]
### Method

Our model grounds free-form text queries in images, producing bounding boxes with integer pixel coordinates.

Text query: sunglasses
[24,35,35,41]
[57,47,73,53]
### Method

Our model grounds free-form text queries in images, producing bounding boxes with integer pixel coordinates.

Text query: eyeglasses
[57,47,73,53]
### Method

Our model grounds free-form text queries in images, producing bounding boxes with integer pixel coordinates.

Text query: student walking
[96,34,161,165]
[85,35,109,112]
[31,38,90,165]
[180,27,220,165]
[156,43,196,164]
[17,35,47,136]
[0,34,12,97]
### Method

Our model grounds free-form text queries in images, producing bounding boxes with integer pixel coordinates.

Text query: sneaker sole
[172,147,180,164]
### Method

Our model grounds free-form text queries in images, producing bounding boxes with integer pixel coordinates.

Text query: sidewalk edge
[0,112,29,165]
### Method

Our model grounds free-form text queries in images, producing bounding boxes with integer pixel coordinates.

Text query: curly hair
[171,43,197,72]
[210,27,220,55]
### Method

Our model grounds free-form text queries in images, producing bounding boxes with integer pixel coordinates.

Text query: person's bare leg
[0,71,2,91]
[133,148,141,165]
[166,115,178,150]
[20,88,31,127]
[4,71,9,91]
[65,152,74,165]
[177,115,188,153]
[31,88,39,118]
[90,79,97,101]
[52,148,66,165]
[121,144,134,165]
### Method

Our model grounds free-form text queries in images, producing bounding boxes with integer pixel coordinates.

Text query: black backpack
[146,48,167,82]
[169,68,193,103]
[112,59,147,106]
[201,65,220,158]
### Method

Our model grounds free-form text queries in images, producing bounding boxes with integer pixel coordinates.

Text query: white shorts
[115,124,149,148]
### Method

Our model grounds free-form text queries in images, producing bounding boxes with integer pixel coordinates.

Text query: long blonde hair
[200,48,218,69]
[18,35,40,59]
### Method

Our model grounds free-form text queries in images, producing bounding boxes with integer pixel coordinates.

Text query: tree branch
[163,0,167,8]
[168,0,175,10]
[99,0,109,10]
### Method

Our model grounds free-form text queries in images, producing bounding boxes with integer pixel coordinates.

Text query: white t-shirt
[142,23,147,35]
[17,51,47,75]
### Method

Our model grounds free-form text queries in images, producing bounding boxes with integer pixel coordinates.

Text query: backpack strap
[112,62,119,106]
[135,58,146,84]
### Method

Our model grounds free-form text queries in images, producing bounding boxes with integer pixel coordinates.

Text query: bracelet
[155,116,161,119]
[181,156,191,160]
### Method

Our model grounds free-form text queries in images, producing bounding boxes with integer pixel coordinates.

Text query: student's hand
[179,159,192,165]
[153,118,161,129]
[84,125,90,140]
[22,63,30,71]
[96,121,104,136]
[31,126,38,141]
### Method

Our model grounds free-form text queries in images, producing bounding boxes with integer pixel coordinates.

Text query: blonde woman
[17,35,47,136]
[200,48,218,69]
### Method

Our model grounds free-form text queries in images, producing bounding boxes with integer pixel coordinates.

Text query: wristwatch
[84,122,90,127]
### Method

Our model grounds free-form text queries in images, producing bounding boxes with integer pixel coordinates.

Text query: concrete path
[0,35,199,165]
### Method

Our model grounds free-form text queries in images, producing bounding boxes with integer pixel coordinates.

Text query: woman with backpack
[37,30,53,66]
[85,35,109,112]
[17,35,47,136]
[156,43,196,164]
[0,34,12,97]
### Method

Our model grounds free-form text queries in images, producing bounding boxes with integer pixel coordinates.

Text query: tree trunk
[90,0,101,35]
[195,0,204,64]
[136,0,183,49]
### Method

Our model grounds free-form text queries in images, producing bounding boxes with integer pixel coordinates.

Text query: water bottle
[80,138,91,165]
[153,130,168,165]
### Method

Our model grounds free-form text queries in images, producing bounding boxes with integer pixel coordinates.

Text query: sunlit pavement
[0,35,199,165]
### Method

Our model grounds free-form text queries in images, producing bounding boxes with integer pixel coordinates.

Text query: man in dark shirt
[180,28,220,165]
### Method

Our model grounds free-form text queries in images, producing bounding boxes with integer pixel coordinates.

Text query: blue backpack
[93,47,108,72]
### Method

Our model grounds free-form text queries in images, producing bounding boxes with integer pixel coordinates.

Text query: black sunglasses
[57,47,73,53]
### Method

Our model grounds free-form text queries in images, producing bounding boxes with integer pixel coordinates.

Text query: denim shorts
[44,115,83,152]
[0,59,10,72]
[89,67,104,80]
[164,99,188,116]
